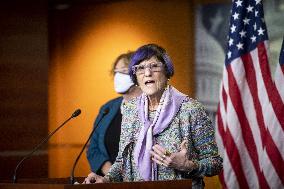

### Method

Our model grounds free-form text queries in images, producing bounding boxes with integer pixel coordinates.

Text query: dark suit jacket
[87,96,123,173]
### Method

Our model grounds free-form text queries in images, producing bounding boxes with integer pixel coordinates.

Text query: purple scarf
[133,85,187,181]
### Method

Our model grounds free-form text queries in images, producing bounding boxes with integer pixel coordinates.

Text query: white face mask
[114,72,134,94]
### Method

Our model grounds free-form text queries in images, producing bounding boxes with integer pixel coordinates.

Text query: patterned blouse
[105,96,223,189]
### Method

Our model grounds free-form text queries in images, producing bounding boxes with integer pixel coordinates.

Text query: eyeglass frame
[113,67,129,74]
[131,62,165,75]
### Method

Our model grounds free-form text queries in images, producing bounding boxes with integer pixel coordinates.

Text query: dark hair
[111,51,134,75]
[129,44,174,84]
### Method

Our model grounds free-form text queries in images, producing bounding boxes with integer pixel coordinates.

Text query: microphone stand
[70,108,108,184]
[12,109,81,183]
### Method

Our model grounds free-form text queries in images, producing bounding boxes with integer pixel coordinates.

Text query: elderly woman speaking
[87,44,223,189]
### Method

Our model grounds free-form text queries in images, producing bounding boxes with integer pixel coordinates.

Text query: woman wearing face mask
[84,52,141,183]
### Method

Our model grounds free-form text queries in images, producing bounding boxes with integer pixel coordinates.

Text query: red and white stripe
[216,41,284,189]
[274,61,284,102]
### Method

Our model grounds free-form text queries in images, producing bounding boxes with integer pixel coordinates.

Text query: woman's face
[135,56,168,97]
[113,58,134,94]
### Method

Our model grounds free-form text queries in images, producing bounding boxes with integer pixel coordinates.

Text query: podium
[0,178,192,189]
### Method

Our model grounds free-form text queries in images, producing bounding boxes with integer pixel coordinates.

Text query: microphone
[70,108,109,184]
[72,109,81,118]
[12,109,81,183]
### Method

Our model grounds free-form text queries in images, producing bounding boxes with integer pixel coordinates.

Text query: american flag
[216,0,284,188]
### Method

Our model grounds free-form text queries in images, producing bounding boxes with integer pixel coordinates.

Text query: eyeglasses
[132,62,164,75]
[114,68,129,74]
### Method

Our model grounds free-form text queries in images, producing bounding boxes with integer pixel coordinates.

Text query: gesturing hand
[150,140,197,172]
[82,172,108,184]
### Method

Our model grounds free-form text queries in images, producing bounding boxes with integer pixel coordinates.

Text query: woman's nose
[144,67,152,76]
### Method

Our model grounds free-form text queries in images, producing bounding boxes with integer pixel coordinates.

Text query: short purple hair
[129,44,174,84]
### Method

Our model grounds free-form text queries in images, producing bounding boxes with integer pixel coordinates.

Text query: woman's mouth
[144,80,155,86]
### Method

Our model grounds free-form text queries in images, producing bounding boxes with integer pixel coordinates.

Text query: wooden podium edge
[0,178,192,189]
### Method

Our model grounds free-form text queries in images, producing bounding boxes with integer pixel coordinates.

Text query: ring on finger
[165,150,171,156]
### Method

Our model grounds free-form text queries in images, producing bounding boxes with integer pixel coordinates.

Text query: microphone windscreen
[72,109,81,118]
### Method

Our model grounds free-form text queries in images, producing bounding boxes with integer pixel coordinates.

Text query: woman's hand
[82,172,109,184]
[150,140,197,172]
[101,161,112,175]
